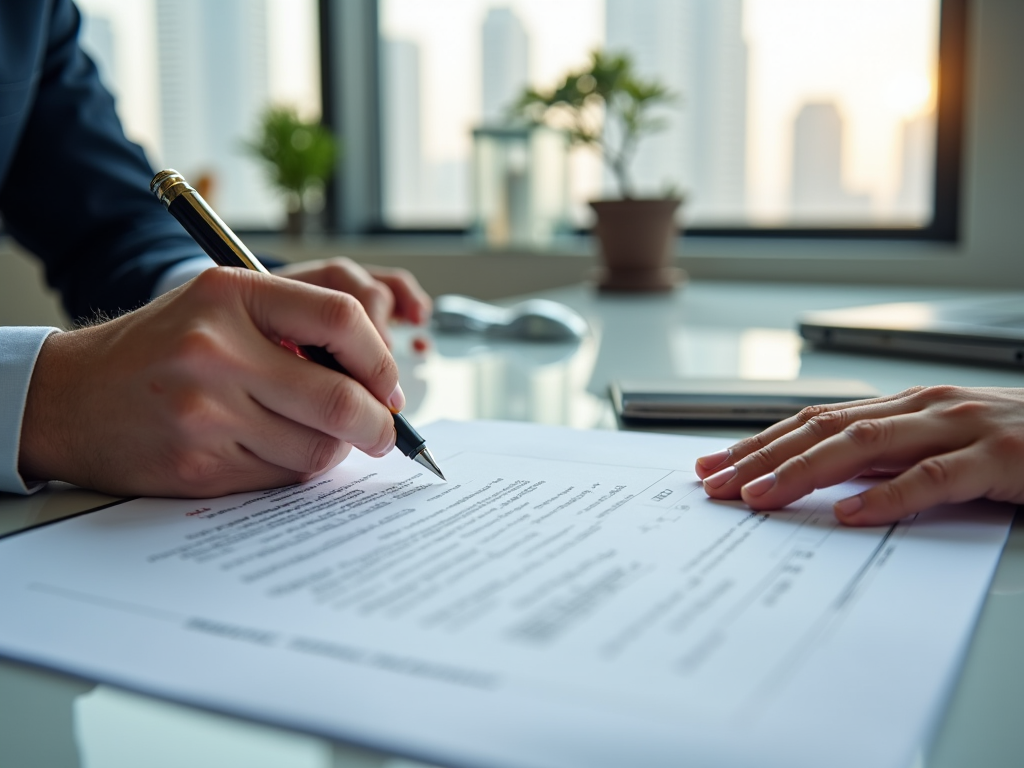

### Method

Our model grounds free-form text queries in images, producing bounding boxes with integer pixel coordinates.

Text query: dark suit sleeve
[0,0,205,322]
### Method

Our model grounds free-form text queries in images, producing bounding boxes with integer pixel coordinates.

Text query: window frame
[321,0,966,242]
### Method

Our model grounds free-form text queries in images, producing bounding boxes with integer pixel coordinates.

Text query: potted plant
[515,51,683,291]
[244,106,337,238]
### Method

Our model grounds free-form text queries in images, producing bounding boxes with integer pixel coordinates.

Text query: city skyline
[74,0,939,229]
[744,0,938,222]
[604,0,749,221]
[381,0,937,227]
[75,0,319,228]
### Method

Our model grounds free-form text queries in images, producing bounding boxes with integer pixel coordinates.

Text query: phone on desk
[610,378,881,426]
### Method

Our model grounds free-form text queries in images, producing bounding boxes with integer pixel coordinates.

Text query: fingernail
[703,465,737,489]
[743,472,776,498]
[388,384,406,412]
[696,448,731,471]
[834,495,864,517]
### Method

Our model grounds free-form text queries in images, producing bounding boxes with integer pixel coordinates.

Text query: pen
[150,169,445,481]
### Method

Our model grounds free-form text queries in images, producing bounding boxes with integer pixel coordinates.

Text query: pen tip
[413,448,446,481]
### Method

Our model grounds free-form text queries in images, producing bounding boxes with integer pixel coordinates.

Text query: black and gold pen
[150,169,445,481]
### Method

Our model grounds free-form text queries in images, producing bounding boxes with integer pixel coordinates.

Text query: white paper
[0,421,1013,768]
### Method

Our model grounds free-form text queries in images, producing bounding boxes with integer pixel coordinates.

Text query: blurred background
[8,0,1024,330]
[73,0,938,231]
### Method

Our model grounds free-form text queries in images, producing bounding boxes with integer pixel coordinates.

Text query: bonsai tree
[513,50,674,199]
[244,106,337,235]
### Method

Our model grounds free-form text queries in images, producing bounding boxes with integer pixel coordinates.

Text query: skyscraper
[689,0,747,220]
[604,0,747,220]
[481,7,530,124]
[790,101,870,220]
[381,38,424,222]
[894,111,936,223]
[156,0,274,226]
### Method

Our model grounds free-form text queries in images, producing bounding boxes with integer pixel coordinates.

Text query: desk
[2,281,1022,768]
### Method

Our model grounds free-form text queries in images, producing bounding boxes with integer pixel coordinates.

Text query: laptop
[799,294,1024,367]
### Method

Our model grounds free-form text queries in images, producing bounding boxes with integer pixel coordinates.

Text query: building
[155,0,274,227]
[481,7,530,124]
[381,38,424,223]
[790,101,871,220]
[894,111,936,224]
[604,0,748,221]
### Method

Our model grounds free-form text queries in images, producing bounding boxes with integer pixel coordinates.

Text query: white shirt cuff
[0,327,61,495]
[152,255,216,297]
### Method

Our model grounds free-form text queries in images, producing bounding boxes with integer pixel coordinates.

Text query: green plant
[514,50,675,199]
[244,106,337,212]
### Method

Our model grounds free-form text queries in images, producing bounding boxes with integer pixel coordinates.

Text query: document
[0,421,1013,768]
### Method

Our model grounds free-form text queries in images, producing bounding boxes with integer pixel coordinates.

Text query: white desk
[2,281,1022,768]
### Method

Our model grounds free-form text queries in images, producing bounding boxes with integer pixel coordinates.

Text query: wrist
[19,330,78,484]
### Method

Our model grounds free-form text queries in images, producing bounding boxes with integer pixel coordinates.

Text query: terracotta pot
[589,198,686,292]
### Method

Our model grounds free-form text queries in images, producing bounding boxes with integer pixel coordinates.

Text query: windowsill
[680,235,961,260]
[245,232,980,299]
[249,232,960,260]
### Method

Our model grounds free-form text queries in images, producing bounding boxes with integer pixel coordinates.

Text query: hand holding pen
[18,174,442,496]
[21,266,418,496]
[150,169,444,480]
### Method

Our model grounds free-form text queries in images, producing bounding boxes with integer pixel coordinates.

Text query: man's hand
[272,258,431,348]
[19,268,404,498]
[694,386,1024,526]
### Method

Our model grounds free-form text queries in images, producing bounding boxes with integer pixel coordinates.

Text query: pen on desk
[150,169,445,481]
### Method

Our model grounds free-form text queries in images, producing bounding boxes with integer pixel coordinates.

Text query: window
[72,0,964,239]
[75,0,321,230]
[375,0,961,238]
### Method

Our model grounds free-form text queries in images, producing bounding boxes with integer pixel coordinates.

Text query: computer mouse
[433,295,589,341]
[489,299,590,341]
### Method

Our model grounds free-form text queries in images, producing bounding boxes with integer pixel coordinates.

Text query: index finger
[273,258,397,345]
[221,269,403,408]
[694,387,926,479]
[367,266,433,325]
[738,410,968,512]
[244,340,398,457]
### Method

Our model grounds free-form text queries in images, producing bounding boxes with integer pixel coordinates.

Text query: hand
[272,258,431,348]
[694,386,1024,526]
[19,268,404,498]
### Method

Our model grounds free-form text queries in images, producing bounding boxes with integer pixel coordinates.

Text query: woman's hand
[272,258,431,348]
[694,386,1024,526]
